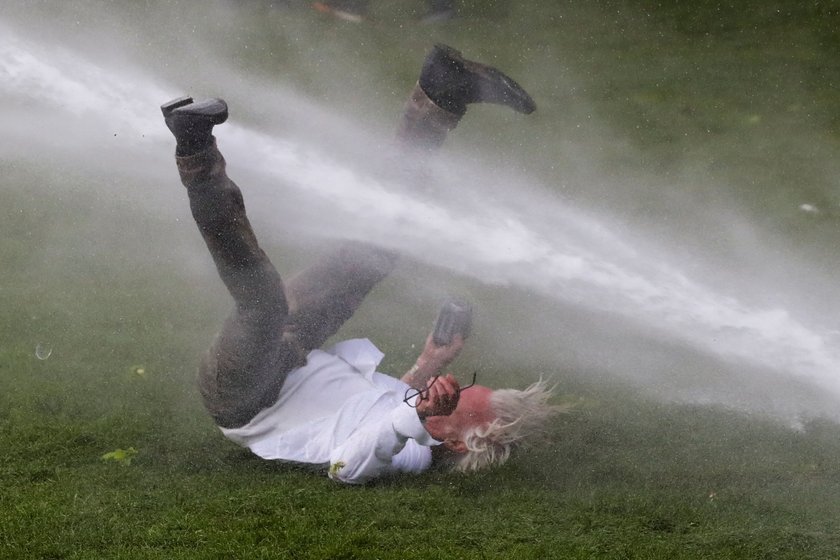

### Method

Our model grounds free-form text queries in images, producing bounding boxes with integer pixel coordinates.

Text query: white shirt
[220,338,440,484]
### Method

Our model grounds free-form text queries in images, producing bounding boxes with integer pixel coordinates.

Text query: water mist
[3,7,839,428]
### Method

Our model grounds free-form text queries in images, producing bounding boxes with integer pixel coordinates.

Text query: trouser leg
[281,48,542,353]
[395,82,462,151]
[178,140,304,428]
[284,242,398,353]
[282,85,462,352]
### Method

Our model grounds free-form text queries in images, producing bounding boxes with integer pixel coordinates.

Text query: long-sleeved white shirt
[220,338,440,484]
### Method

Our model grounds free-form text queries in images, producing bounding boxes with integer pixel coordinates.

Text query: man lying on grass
[161,45,560,484]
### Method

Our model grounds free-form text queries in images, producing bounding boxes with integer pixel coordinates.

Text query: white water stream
[3,21,838,418]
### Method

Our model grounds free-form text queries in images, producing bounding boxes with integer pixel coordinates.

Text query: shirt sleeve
[327,399,437,484]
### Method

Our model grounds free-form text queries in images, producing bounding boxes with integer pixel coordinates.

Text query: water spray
[3,20,839,419]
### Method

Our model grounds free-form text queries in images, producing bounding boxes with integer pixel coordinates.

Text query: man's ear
[444,439,467,454]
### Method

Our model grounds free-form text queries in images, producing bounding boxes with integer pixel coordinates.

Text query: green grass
[4,1,840,558]
[4,183,840,559]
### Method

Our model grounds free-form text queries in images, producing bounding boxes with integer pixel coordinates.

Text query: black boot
[418,44,536,117]
[161,96,229,156]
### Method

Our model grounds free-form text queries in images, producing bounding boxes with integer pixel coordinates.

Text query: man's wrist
[413,356,440,378]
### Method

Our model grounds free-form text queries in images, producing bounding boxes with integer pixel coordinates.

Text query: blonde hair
[453,378,567,473]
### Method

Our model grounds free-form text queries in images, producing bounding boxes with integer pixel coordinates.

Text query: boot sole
[175,99,228,124]
[468,63,537,114]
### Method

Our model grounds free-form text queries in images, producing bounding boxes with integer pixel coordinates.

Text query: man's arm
[328,375,460,484]
[401,333,465,390]
[327,402,433,484]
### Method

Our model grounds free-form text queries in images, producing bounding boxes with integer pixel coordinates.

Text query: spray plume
[2,19,839,423]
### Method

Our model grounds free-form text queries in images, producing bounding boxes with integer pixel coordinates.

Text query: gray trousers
[179,83,459,428]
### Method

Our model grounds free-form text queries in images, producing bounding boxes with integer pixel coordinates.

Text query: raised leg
[283,242,398,353]
[284,44,537,350]
[164,99,304,428]
[396,44,536,150]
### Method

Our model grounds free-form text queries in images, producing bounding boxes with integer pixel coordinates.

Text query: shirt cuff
[391,401,440,447]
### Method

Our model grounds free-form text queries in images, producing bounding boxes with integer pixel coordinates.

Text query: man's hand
[420,332,464,372]
[401,333,465,389]
[414,374,460,419]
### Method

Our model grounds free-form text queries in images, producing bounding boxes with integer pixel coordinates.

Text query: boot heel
[161,96,194,118]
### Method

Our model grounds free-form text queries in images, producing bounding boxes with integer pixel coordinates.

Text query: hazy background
[2,0,840,427]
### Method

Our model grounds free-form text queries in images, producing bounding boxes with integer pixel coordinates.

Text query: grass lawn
[3,1,840,558]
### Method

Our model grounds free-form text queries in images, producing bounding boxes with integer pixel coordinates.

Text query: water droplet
[35,343,52,360]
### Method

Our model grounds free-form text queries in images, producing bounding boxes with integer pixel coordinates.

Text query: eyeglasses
[403,370,478,408]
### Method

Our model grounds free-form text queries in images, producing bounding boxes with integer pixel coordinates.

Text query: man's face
[424,384,495,452]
